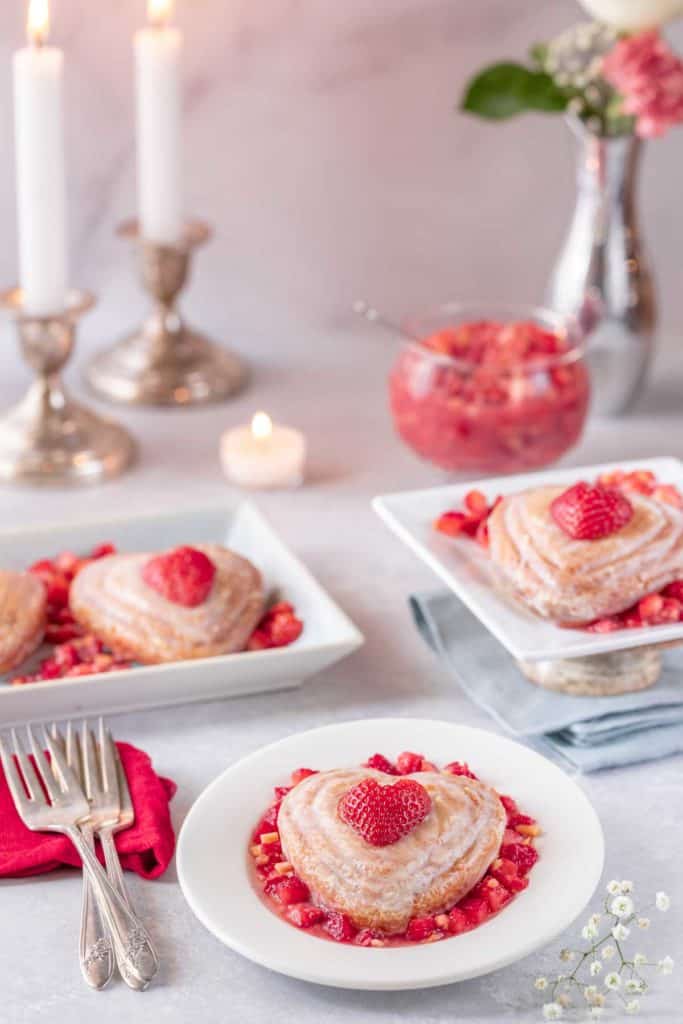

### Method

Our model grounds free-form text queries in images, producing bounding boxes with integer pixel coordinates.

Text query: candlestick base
[86,220,248,406]
[0,289,136,486]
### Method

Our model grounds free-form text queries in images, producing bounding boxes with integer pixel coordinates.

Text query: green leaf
[461,62,568,121]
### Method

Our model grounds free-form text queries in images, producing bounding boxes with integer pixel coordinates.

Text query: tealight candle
[220,412,306,490]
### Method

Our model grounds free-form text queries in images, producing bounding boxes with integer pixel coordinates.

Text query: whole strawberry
[550,481,633,541]
[337,777,431,846]
[141,546,216,607]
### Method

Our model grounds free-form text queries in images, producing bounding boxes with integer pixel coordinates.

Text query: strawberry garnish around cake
[141,545,216,607]
[337,777,432,846]
[550,481,634,541]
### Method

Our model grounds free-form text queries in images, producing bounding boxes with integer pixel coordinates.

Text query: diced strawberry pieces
[291,768,317,786]
[475,519,490,549]
[252,805,279,841]
[505,873,530,894]
[286,904,325,929]
[323,911,356,942]
[484,882,512,913]
[447,907,470,934]
[434,511,468,537]
[663,580,683,601]
[395,751,424,775]
[354,928,379,946]
[638,593,664,621]
[586,616,622,633]
[498,794,518,817]
[507,813,535,829]
[443,761,478,779]
[464,490,489,516]
[363,753,398,775]
[459,896,490,926]
[405,916,436,941]
[272,875,310,906]
[90,542,116,559]
[490,857,519,886]
[500,842,539,876]
[247,604,304,651]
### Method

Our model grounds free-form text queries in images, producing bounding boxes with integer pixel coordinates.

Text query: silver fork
[50,722,115,990]
[84,720,159,989]
[0,725,156,987]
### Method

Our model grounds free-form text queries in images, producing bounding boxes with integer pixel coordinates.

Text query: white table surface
[0,1,682,1020]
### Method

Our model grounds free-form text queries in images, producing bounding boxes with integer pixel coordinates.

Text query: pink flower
[602,30,683,137]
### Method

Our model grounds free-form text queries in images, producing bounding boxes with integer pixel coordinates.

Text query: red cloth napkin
[0,741,176,880]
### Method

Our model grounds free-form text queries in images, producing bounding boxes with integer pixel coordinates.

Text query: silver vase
[546,121,656,416]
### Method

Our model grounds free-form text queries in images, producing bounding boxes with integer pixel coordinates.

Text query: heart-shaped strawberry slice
[550,481,633,541]
[337,777,431,846]
[141,545,216,607]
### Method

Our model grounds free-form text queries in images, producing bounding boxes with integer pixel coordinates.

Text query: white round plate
[177,718,604,991]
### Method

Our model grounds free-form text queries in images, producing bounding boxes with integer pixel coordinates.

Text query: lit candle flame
[148,0,174,28]
[27,0,50,46]
[251,412,273,441]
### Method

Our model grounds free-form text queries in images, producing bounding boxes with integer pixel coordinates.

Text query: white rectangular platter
[0,503,363,726]
[374,456,683,662]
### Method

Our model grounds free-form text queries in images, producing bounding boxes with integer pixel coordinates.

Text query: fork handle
[66,825,158,990]
[79,824,115,990]
[100,826,160,990]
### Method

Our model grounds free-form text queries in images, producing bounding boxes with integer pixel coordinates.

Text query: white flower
[657,955,674,975]
[611,895,634,918]
[557,993,572,1008]
[589,912,602,928]
[637,917,650,930]
[576,0,683,31]
[602,945,616,960]
[612,924,630,941]
[606,879,622,895]
[656,891,670,912]
[620,880,634,893]
[583,985,598,1001]
[591,993,605,1007]
[633,953,647,966]
[625,978,645,994]
[625,1000,640,1015]
[559,948,574,962]
[589,960,602,976]
[604,971,622,990]
[582,923,599,940]
[543,1003,563,1021]
[535,977,549,990]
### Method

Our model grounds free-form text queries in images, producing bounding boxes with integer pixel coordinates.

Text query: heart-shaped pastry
[0,570,47,673]
[488,486,683,622]
[278,768,506,934]
[70,544,264,664]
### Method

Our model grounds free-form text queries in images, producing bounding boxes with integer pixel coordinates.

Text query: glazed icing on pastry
[0,570,47,673]
[277,768,506,934]
[488,486,683,622]
[70,544,264,664]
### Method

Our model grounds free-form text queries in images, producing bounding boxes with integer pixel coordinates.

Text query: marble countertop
[0,1,682,1021]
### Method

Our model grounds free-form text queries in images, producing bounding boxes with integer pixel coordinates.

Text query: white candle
[221,413,307,490]
[135,0,183,246]
[13,0,68,316]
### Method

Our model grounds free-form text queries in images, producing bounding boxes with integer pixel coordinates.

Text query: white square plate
[0,503,363,725]
[373,457,683,662]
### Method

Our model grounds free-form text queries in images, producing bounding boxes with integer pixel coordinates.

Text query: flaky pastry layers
[488,486,683,623]
[0,570,47,673]
[70,544,264,664]
[278,768,506,934]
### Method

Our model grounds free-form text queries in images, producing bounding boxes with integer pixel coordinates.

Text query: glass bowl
[388,303,590,475]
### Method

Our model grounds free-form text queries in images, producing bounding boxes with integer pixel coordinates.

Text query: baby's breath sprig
[534,881,673,1019]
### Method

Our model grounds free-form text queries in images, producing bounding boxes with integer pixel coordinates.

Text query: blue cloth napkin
[410,590,683,773]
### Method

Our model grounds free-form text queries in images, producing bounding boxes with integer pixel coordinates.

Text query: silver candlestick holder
[86,220,248,406]
[0,289,136,486]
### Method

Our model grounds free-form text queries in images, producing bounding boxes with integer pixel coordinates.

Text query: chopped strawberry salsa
[389,318,589,473]
[7,544,303,685]
[435,470,683,634]
[249,754,540,947]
